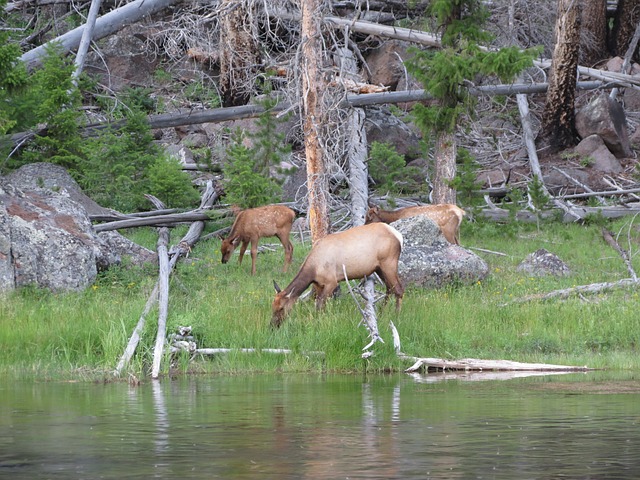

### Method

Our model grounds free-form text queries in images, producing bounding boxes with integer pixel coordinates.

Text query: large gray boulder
[393,216,488,288]
[0,163,155,293]
[575,93,633,158]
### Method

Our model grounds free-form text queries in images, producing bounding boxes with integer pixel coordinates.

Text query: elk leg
[250,238,259,275]
[238,241,249,265]
[277,232,294,272]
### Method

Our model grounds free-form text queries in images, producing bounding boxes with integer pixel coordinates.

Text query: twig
[602,228,638,282]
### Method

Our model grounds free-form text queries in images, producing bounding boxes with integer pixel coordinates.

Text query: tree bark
[301,0,329,241]
[219,0,261,107]
[432,131,457,204]
[581,0,608,66]
[610,0,640,61]
[537,0,582,153]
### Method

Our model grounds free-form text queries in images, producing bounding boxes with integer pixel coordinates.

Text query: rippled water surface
[1,372,639,479]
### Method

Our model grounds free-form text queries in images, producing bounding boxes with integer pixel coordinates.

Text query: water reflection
[1,372,639,479]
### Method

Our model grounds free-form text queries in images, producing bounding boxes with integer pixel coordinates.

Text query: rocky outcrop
[0,163,155,293]
[393,215,489,288]
[517,248,571,277]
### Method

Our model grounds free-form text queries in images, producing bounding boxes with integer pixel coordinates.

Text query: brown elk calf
[221,205,296,275]
[271,223,404,327]
[365,204,465,245]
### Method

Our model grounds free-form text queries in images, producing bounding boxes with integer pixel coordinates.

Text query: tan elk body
[221,205,295,275]
[365,204,465,245]
[271,222,404,327]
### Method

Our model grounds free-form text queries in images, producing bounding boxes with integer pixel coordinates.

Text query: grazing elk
[365,204,466,245]
[221,205,296,275]
[271,223,404,327]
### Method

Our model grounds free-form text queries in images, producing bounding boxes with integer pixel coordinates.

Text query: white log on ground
[171,346,325,357]
[402,356,593,373]
[151,228,170,379]
[506,278,639,304]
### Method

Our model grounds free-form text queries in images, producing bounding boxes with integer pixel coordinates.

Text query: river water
[1,371,639,479]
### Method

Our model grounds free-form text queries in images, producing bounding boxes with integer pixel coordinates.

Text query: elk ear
[273,280,282,293]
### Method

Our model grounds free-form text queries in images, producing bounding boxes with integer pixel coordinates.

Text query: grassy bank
[1,217,639,380]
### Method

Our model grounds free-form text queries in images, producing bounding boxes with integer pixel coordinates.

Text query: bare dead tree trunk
[610,0,640,61]
[581,0,608,66]
[537,0,581,153]
[432,131,457,204]
[336,46,369,227]
[301,0,329,241]
[219,0,262,107]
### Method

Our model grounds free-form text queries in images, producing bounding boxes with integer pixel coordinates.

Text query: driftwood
[402,357,592,373]
[385,316,590,373]
[171,346,325,357]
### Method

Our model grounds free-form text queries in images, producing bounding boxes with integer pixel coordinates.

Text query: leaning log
[151,227,170,379]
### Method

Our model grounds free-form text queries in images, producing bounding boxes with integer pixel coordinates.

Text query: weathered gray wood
[93,212,212,232]
[602,228,638,282]
[171,346,325,357]
[151,227,170,379]
[403,356,593,373]
[19,0,180,70]
[114,181,221,377]
[113,282,159,376]
[507,278,639,304]
[71,0,102,84]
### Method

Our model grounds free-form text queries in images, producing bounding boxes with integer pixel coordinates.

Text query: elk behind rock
[365,204,465,245]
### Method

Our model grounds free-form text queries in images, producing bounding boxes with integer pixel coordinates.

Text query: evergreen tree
[406,0,539,204]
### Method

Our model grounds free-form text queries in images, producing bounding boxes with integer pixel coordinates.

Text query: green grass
[1,217,639,380]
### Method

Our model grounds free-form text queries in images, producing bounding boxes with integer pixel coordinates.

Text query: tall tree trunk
[336,46,369,227]
[219,0,262,107]
[301,0,329,241]
[581,0,608,66]
[610,0,640,62]
[537,0,581,153]
[432,131,457,204]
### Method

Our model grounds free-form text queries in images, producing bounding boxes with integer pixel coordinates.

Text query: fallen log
[402,356,593,373]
